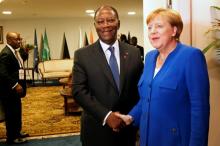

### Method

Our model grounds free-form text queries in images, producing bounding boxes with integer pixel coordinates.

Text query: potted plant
[203,6,220,55]
[21,43,35,53]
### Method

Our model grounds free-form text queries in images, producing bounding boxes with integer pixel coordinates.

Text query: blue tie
[109,46,120,90]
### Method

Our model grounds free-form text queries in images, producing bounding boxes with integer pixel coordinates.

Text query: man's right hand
[106,112,125,130]
[15,84,23,96]
[115,112,133,125]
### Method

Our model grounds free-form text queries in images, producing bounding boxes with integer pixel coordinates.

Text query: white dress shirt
[99,40,120,73]
[99,40,121,125]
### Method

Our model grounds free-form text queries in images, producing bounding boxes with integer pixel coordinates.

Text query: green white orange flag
[42,29,51,61]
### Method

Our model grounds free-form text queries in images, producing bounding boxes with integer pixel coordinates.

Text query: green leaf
[203,6,220,54]
[203,39,220,54]
[211,6,220,11]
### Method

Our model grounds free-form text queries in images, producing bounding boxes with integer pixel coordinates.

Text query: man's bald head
[6,32,22,49]
[6,32,19,41]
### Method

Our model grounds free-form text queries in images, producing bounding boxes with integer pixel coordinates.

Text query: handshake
[106,112,133,132]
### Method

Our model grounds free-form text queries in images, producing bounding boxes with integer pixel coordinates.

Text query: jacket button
[171,128,177,133]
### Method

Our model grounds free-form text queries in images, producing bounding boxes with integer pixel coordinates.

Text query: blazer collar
[90,40,129,94]
[152,42,181,80]
[4,46,20,69]
[118,42,129,93]
[90,41,118,92]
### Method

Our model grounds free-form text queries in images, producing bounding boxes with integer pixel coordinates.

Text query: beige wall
[0,16,143,67]
[1,1,219,145]
[190,1,220,145]
[143,0,220,146]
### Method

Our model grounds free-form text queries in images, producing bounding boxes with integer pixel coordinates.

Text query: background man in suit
[130,36,144,61]
[0,32,29,144]
[72,5,143,146]
[119,34,129,44]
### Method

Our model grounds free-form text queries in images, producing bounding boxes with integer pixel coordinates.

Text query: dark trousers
[3,91,22,140]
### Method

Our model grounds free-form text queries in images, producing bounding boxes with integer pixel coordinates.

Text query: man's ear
[117,20,120,30]
[94,22,96,28]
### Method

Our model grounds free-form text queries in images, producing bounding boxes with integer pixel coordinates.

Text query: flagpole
[167,0,172,8]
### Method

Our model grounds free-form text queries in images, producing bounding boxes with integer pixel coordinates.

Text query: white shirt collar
[99,39,119,53]
[99,39,120,73]
[6,44,20,57]
[6,44,20,53]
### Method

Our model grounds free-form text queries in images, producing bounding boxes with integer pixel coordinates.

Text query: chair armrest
[38,62,45,78]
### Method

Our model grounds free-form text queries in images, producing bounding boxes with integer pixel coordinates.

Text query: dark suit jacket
[72,40,143,146]
[136,45,144,61]
[0,46,27,98]
[18,47,28,97]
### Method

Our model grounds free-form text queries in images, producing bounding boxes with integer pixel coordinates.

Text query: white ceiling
[0,0,143,19]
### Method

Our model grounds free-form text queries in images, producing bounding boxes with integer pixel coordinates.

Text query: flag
[62,33,70,59]
[42,29,51,61]
[39,34,44,61]
[84,32,89,46]
[78,27,83,48]
[89,30,94,44]
[33,29,39,72]
[127,31,131,44]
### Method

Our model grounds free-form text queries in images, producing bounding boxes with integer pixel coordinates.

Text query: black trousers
[3,90,22,140]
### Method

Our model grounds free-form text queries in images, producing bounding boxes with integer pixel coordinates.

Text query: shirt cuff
[12,82,18,89]
[102,111,112,126]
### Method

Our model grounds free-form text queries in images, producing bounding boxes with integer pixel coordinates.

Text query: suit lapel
[5,46,20,70]
[90,41,117,91]
[119,42,129,94]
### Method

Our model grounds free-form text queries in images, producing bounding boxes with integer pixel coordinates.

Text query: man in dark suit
[130,36,144,61]
[0,32,29,144]
[72,5,143,146]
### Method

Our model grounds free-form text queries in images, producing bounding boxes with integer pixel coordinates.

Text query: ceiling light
[2,11,12,15]
[128,11,136,15]
[85,10,94,13]
[85,10,95,17]
[0,0,4,4]
[88,13,95,17]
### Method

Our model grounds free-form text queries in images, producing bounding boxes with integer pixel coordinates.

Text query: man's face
[8,33,22,49]
[94,7,120,45]
[130,38,137,46]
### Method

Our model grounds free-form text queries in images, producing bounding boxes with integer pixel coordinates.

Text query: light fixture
[85,9,95,17]
[88,13,95,17]
[2,11,12,15]
[128,11,136,15]
[85,10,94,14]
[0,0,4,4]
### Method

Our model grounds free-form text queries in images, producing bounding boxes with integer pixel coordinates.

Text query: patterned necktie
[108,46,120,90]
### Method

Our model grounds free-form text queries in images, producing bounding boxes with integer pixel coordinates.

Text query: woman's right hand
[115,112,133,125]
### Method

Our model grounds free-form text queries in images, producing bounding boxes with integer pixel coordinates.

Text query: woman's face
[147,15,177,51]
